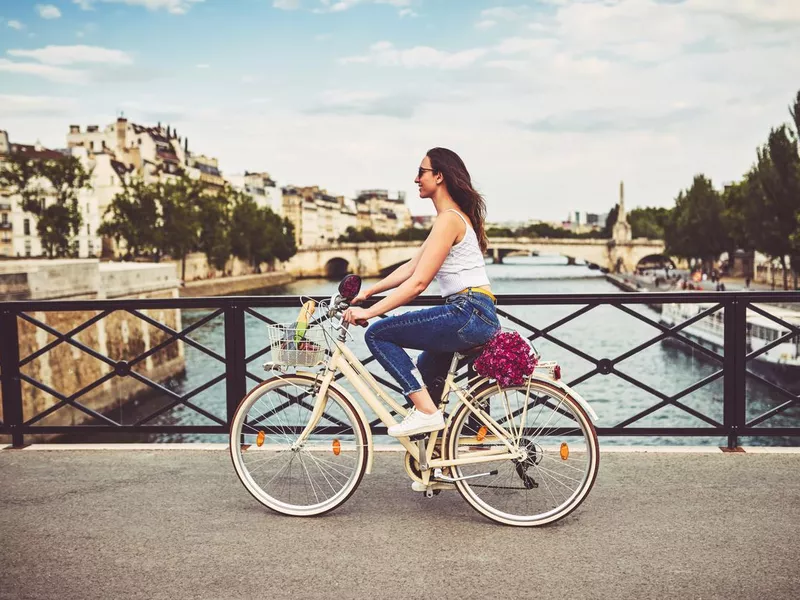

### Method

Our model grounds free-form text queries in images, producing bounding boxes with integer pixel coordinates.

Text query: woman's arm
[361,239,428,298]
[361,213,461,318]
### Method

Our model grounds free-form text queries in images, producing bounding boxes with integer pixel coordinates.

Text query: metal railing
[1,291,799,448]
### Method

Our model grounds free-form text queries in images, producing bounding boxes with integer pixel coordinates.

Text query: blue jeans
[365,290,500,401]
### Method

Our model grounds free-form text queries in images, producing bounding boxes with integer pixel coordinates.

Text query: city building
[281,185,357,248]
[0,132,71,258]
[228,171,283,215]
[354,189,412,236]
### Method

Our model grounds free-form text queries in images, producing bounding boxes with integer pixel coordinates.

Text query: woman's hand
[351,288,373,305]
[343,306,371,327]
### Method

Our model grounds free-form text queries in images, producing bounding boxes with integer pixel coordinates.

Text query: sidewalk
[1,448,799,600]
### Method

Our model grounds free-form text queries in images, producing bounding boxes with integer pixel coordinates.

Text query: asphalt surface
[1,449,799,600]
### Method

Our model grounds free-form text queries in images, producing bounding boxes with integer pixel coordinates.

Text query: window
[86,224,90,235]
[23,218,30,236]
[1,213,7,224]
[24,240,31,257]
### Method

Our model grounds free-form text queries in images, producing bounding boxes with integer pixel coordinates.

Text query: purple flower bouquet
[473,330,537,387]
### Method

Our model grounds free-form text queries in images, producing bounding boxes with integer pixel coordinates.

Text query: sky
[1,0,799,222]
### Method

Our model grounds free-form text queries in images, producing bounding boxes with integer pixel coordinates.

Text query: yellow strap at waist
[458,287,497,303]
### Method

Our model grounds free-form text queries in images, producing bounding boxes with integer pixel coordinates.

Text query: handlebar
[326,294,369,328]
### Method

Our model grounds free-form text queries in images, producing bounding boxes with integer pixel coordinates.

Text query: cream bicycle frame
[293,336,524,482]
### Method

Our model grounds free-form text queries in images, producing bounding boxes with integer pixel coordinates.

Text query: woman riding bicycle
[343,147,500,437]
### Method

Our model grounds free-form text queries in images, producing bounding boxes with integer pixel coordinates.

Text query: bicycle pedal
[408,433,429,442]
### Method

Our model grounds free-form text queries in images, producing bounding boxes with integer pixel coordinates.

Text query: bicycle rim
[230,375,368,516]
[448,381,599,526]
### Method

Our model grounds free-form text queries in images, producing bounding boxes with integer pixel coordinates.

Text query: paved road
[1,449,799,600]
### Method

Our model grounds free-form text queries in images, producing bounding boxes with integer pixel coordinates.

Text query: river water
[98,255,799,446]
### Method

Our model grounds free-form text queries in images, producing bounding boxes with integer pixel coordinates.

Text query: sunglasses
[417,167,435,178]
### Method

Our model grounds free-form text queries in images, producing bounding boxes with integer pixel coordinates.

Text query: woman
[343,147,500,437]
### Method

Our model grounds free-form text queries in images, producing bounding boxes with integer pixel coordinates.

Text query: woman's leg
[417,350,455,408]
[365,305,462,415]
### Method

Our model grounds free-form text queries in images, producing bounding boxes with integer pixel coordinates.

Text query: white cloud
[340,41,488,69]
[7,20,24,30]
[0,94,77,116]
[74,0,204,15]
[7,45,133,66]
[475,20,497,29]
[314,0,413,13]
[36,4,62,19]
[480,6,528,21]
[0,59,88,84]
[241,74,260,83]
[273,0,300,8]
[398,8,416,17]
[196,63,210,68]
[690,0,800,24]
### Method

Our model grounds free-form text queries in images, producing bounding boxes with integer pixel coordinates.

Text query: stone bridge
[285,237,668,278]
[486,237,667,273]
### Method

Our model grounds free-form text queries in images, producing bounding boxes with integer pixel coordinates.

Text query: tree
[628,207,671,239]
[196,187,232,271]
[0,153,90,257]
[486,227,515,238]
[749,125,800,289]
[665,175,730,271]
[98,178,161,259]
[600,204,620,238]
[230,193,297,270]
[393,226,430,242]
[160,177,202,281]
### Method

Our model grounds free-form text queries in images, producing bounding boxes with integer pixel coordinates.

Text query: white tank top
[435,209,490,297]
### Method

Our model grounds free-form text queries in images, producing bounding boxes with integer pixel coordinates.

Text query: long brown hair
[426,147,488,252]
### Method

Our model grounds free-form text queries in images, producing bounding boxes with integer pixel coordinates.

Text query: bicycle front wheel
[230,374,368,516]
[447,380,599,526]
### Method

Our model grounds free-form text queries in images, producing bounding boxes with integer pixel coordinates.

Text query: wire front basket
[267,323,327,367]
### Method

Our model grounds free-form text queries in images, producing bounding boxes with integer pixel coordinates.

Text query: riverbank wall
[179,271,294,297]
[1,260,185,442]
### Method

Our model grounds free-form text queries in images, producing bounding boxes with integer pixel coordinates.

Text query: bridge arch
[635,254,676,271]
[324,257,350,279]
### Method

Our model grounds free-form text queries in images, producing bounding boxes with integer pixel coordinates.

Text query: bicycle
[230,275,600,526]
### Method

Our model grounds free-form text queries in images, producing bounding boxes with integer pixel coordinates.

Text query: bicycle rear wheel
[230,374,368,516]
[446,380,598,526]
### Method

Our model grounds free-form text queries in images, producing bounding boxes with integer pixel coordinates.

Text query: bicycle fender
[295,370,375,475]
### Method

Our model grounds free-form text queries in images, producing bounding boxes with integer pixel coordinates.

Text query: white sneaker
[388,408,445,437]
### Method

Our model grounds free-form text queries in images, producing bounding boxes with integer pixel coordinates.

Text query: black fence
[1,291,799,449]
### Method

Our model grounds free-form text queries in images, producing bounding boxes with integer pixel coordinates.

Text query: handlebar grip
[356,319,368,328]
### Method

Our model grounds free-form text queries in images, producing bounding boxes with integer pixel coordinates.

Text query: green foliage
[196,187,232,271]
[337,226,393,243]
[665,174,730,269]
[629,207,670,239]
[600,204,619,238]
[99,176,297,273]
[393,226,430,242]
[486,227,514,238]
[0,153,91,257]
[747,125,800,288]
[98,178,161,259]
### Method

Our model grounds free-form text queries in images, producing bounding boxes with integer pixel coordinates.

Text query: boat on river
[660,302,800,386]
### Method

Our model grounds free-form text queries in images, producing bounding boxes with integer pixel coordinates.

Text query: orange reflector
[256,431,265,447]
[332,439,341,456]
[560,442,569,460]
[477,426,487,441]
